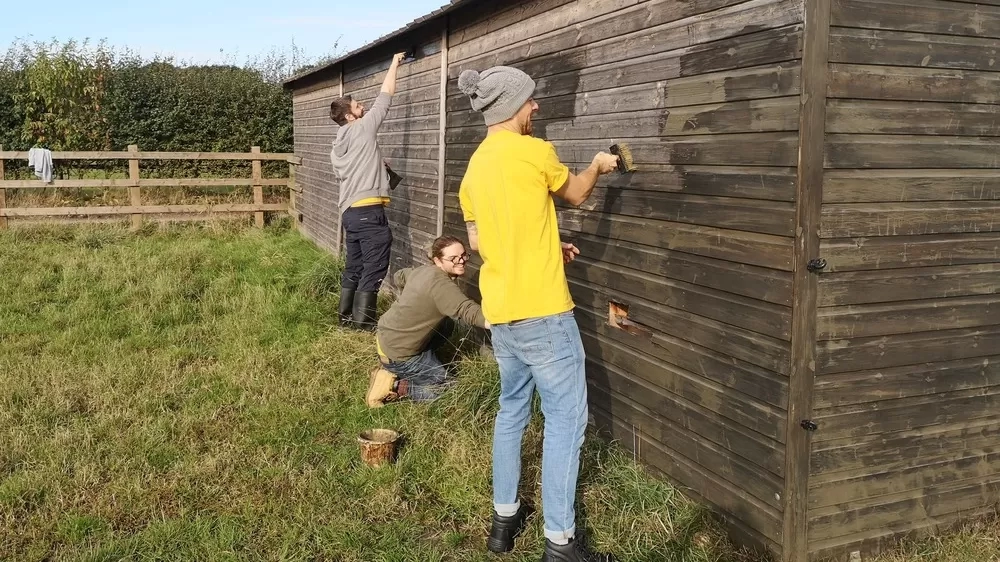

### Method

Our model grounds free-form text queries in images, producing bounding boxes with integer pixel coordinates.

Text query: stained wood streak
[817,324,1000,374]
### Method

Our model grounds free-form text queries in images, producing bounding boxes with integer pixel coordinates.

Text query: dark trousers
[342,205,393,293]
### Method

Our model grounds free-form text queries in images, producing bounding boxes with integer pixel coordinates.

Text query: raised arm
[381,53,405,96]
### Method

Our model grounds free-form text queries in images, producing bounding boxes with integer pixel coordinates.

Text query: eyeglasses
[443,253,470,264]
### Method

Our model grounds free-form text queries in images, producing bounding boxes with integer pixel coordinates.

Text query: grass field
[1,223,996,562]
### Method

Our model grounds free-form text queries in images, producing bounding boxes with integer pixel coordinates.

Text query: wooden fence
[0,145,303,229]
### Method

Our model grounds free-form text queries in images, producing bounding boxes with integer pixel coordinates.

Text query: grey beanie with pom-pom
[457,66,535,126]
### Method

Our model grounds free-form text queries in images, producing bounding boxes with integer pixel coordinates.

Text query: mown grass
[1,223,996,562]
[0,223,744,562]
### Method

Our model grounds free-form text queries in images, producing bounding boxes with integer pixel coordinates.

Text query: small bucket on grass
[358,428,400,467]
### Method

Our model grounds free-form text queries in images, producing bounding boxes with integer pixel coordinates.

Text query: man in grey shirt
[330,52,405,330]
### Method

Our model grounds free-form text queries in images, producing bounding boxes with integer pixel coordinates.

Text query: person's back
[460,131,573,324]
[328,53,405,332]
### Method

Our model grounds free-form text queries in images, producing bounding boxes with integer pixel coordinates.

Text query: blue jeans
[490,311,588,543]
[383,348,453,402]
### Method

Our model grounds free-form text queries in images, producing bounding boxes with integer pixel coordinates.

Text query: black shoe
[352,291,378,332]
[338,287,356,327]
[540,537,615,562]
[487,504,532,553]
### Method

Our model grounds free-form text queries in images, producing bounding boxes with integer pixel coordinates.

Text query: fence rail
[0,146,303,230]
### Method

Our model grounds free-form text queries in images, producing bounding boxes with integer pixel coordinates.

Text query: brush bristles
[611,143,637,173]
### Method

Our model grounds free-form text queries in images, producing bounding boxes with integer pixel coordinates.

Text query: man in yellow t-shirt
[457,66,619,562]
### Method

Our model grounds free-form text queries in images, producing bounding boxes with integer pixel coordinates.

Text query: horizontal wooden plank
[582,327,786,442]
[814,354,1000,409]
[811,416,1000,476]
[575,303,789,409]
[818,295,1000,340]
[810,448,1000,510]
[828,99,1000,136]
[557,191,795,237]
[0,178,290,189]
[444,165,798,203]
[570,232,794,306]
[826,134,1000,169]
[818,263,1000,306]
[808,472,1000,543]
[821,232,1000,271]
[535,97,800,140]
[0,151,299,162]
[812,386,1000,443]
[559,212,795,271]
[809,503,998,561]
[817,324,1000,374]
[570,279,792,375]
[450,0,799,79]
[823,169,1000,203]
[594,409,783,555]
[575,255,792,340]
[828,63,1000,104]
[829,26,1000,71]
[588,355,786,477]
[448,63,803,127]
[446,134,799,167]
[832,0,1000,39]
[587,380,784,511]
[449,23,803,112]
[448,0,577,48]
[822,201,1000,237]
[2,204,286,217]
[449,0,641,65]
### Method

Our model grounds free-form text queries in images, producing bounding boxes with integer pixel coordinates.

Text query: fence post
[288,161,298,230]
[252,146,264,228]
[0,144,7,230]
[128,144,142,230]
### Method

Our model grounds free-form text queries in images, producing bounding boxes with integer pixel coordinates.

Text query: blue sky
[2,0,447,64]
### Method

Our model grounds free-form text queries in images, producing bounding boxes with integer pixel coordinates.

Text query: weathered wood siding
[292,77,342,254]
[809,0,1000,558]
[442,0,805,556]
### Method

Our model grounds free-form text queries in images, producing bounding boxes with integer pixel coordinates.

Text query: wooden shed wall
[440,0,805,556]
[292,77,343,254]
[809,0,1000,558]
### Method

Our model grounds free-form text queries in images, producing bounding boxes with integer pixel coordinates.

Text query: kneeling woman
[366,235,489,407]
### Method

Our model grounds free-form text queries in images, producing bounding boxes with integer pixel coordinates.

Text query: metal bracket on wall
[800,420,819,432]
[806,258,827,273]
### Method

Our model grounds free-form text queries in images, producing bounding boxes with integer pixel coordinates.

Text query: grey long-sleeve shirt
[376,266,487,361]
[331,92,393,214]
